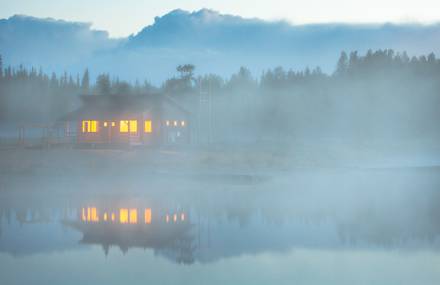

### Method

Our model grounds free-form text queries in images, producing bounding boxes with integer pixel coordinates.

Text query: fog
[1,18,440,285]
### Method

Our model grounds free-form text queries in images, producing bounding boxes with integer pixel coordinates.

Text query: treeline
[1,50,440,140]
[0,57,155,122]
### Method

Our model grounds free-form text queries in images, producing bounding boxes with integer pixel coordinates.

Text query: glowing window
[173,214,177,222]
[181,213,185,221]
[166,120,170,126]
[111,122,115,127]
[103,213,108,221]
[120,120,138,133]
[82,120,98,133]
[120,120,129,133]
[120,208,129,224]
[173,121,178,126]
[144,120,152,133]
[145,208,152,224]
[181,121,185,127]
[129,120,137,133]
[166,215,170,223]
[129,209,138,224]
[103,122,108,127]
[111,213,115,222]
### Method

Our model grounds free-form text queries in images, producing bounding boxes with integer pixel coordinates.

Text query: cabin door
[101,121,115,143]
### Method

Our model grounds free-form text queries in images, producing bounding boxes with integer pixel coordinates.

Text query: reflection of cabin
[64,207,194,263]
[59,94,191,146]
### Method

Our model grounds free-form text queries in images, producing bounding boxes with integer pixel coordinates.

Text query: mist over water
[1,145,440,284]
[1,9,440,285]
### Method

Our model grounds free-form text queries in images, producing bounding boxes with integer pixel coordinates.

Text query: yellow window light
[103,122,108,127]
[120,120,129,133]
[90,121,97,132]
[81,120,98,133]
[144,120,152,133]
[87,207,91,221]
[90,207,99,222]
[103,213,108,221]
[145,208,152,224]
[111,122,115,127]
[120,208,129,224]
[81,208,86,221]
[129,120,137,133]
[82,121,87,133]
[129,209,138,224]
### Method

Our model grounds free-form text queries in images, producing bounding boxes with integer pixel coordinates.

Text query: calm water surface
[1,168,440,284]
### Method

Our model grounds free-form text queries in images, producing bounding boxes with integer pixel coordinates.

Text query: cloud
[1,9,440,83]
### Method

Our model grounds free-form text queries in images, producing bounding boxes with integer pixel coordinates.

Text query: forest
[0,49,439,141]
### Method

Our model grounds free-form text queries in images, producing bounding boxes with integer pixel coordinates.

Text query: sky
[1,0,440,37]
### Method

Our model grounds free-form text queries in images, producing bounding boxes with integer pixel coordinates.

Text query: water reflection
[1,191,440,265]
[68,206,193,263]
[1,169,440,284]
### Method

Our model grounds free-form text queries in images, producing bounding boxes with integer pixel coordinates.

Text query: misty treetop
[0,49,439,139]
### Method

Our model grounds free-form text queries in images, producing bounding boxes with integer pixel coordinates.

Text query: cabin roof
[59,93,190,121]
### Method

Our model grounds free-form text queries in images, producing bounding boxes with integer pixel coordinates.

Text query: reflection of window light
[120,209,129,224]
[145,208,152,224]
[84,207,99,222]
[90,207,99,222]
[82,208,86,221]
[181,121,185,127]
[129,209,138,224]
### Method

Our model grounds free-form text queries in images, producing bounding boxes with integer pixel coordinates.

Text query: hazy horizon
[2,9,440,84]
[1,8,440,39]
[2,0,440,37]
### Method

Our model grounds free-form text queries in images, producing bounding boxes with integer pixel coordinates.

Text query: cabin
[59,93,191,146]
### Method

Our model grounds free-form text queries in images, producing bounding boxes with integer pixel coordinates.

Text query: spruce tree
[81,68,90,94]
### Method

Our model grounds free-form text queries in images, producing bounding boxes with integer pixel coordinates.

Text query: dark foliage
[0,49,439,140]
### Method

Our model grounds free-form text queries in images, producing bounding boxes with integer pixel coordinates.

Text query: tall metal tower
[197,78,212,144]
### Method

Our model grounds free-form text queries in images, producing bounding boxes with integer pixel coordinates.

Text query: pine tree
[335,51,348,75]
[81,69,90,94]
[96,73,110,95]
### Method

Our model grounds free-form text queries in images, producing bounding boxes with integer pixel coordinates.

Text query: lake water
[1,168,440,284]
